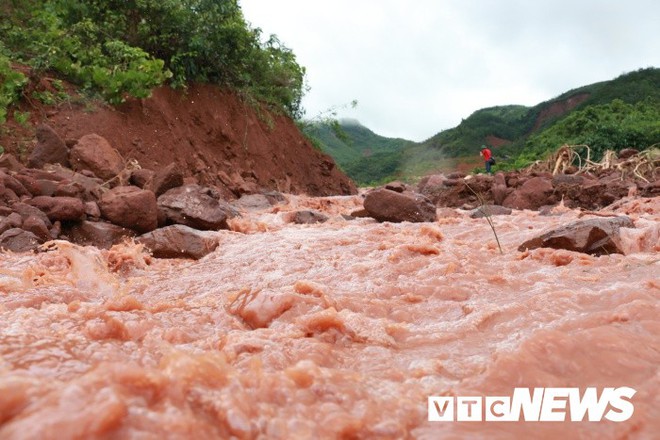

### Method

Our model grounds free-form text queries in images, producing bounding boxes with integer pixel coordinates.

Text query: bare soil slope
[1,82,356,197]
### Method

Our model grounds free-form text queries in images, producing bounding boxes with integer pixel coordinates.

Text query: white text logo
[428,387,636,422]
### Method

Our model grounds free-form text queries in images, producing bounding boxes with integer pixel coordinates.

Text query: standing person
[480,145,494,174]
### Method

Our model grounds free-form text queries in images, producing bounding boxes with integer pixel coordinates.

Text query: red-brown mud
[0,196,658,439]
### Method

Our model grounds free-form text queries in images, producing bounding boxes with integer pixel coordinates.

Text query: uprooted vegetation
[525,144,659,182]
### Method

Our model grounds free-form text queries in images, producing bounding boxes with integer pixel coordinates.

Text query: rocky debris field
[1,124,658,260]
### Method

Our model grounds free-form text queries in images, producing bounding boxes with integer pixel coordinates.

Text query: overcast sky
[240,0,660,142]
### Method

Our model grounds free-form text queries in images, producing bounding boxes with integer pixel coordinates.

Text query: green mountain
[302,119,412,185]
[420,67,660,161]
[308,67,660,182]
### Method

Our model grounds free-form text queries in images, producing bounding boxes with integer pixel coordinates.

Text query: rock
[0,212,23,235]
[137,225,219,259]
[151,162,183,196]
[129,169,155,189]
[0,187,19,206]
[469,205,513,218]
[364,188,437,223]
[0,228,41,253]
[157,184,234,230]
[21,215,52,242]
[551,174,585,186]
[0,153,24,172]
[83,201,101,219]
[12,203,52,228]
[98,186,158,233]
[384,181,407,193]
[27,196,85,222]
[288,210,329,224]
[518,216,635,256]
[232,194,274,211]
[262,191,287,205]
[27,124,70,168]
[503,176,554,210]
[69,134,124,181]
[349,209,371,218]
[66,221,136,249]
[0,171,30,197]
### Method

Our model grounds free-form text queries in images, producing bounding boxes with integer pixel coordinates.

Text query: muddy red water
[1,195,658,439]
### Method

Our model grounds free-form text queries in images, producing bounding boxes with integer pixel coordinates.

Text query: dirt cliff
[1,82,356,197]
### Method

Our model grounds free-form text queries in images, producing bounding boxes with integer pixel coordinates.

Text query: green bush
[0,0,306,116]
[0,54,28,124]
[522,98,660,162]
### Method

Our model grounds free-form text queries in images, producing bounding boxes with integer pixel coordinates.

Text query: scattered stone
[0,228,41,253]
[22,215,52,242]
[99,186,158,233]
[27,196,85,222]
[69,134,125,181]
[27,124,69,168]
[364,188,437,223]
[469,205,513,218]
[129,169,155,189]
[0,153,24,172]
[12,203,52,227]
[349,209,371,218]
[158,184,234,230]
[0,171,30,197]
[288,210,329,224]
[66,221,136,249]
[137,225,219,259]
[0,212,23,235]
[518,216,635,256]
[232,194,273,211]
[503,176,555,210]
[151,162,184,196]
[384,181,407,193]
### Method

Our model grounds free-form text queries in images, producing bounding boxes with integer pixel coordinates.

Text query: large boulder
[518,216,635,256]
[157,184,234,230]
[69,134,124,180]
[364,188,437,223]
[503,176,554,210]
[65,221,136,249]
[27,196,85,222]
[27,124,70,168]
[98,186,158,233]
[137,225,219,259]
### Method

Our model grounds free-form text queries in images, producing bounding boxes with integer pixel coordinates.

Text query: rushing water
[1,195,658,439]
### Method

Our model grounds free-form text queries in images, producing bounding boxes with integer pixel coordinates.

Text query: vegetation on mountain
[310,68,659,181]
[0,0,306,120]
[301,119,410,185]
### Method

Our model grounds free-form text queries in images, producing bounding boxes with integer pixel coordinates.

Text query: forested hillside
[310,68,660,181]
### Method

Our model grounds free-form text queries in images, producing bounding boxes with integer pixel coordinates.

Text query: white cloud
[240,0,660,141]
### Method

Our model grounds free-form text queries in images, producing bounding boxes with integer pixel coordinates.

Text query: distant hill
[306,67,660,182]
[302,119,412,185]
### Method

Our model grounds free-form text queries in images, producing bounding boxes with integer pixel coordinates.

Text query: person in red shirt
[480,145,494,174]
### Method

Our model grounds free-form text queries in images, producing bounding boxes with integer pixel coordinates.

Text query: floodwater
[0,194,658,439]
